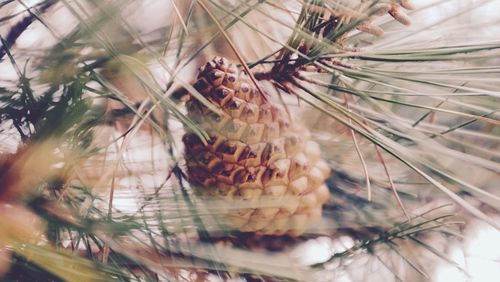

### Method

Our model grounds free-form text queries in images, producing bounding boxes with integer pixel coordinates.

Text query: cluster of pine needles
[0,0,499,281]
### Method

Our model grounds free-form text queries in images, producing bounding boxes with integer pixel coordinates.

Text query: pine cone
[183,57,330,236]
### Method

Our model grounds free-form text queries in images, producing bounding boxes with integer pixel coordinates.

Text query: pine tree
[0,0,499,281]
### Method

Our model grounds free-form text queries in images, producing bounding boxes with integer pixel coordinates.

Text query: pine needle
[343,93,372,201]
[373,144,410,220]
[169,0,189,34]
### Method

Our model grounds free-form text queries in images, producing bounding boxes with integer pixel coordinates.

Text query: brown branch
[0,0,57,60]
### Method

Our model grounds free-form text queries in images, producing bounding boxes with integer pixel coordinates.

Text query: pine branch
[0,0,57,61]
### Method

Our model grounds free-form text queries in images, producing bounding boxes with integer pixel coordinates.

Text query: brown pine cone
[183,57,330,236]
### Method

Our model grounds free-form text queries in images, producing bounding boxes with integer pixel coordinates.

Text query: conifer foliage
[0,0,499,281]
